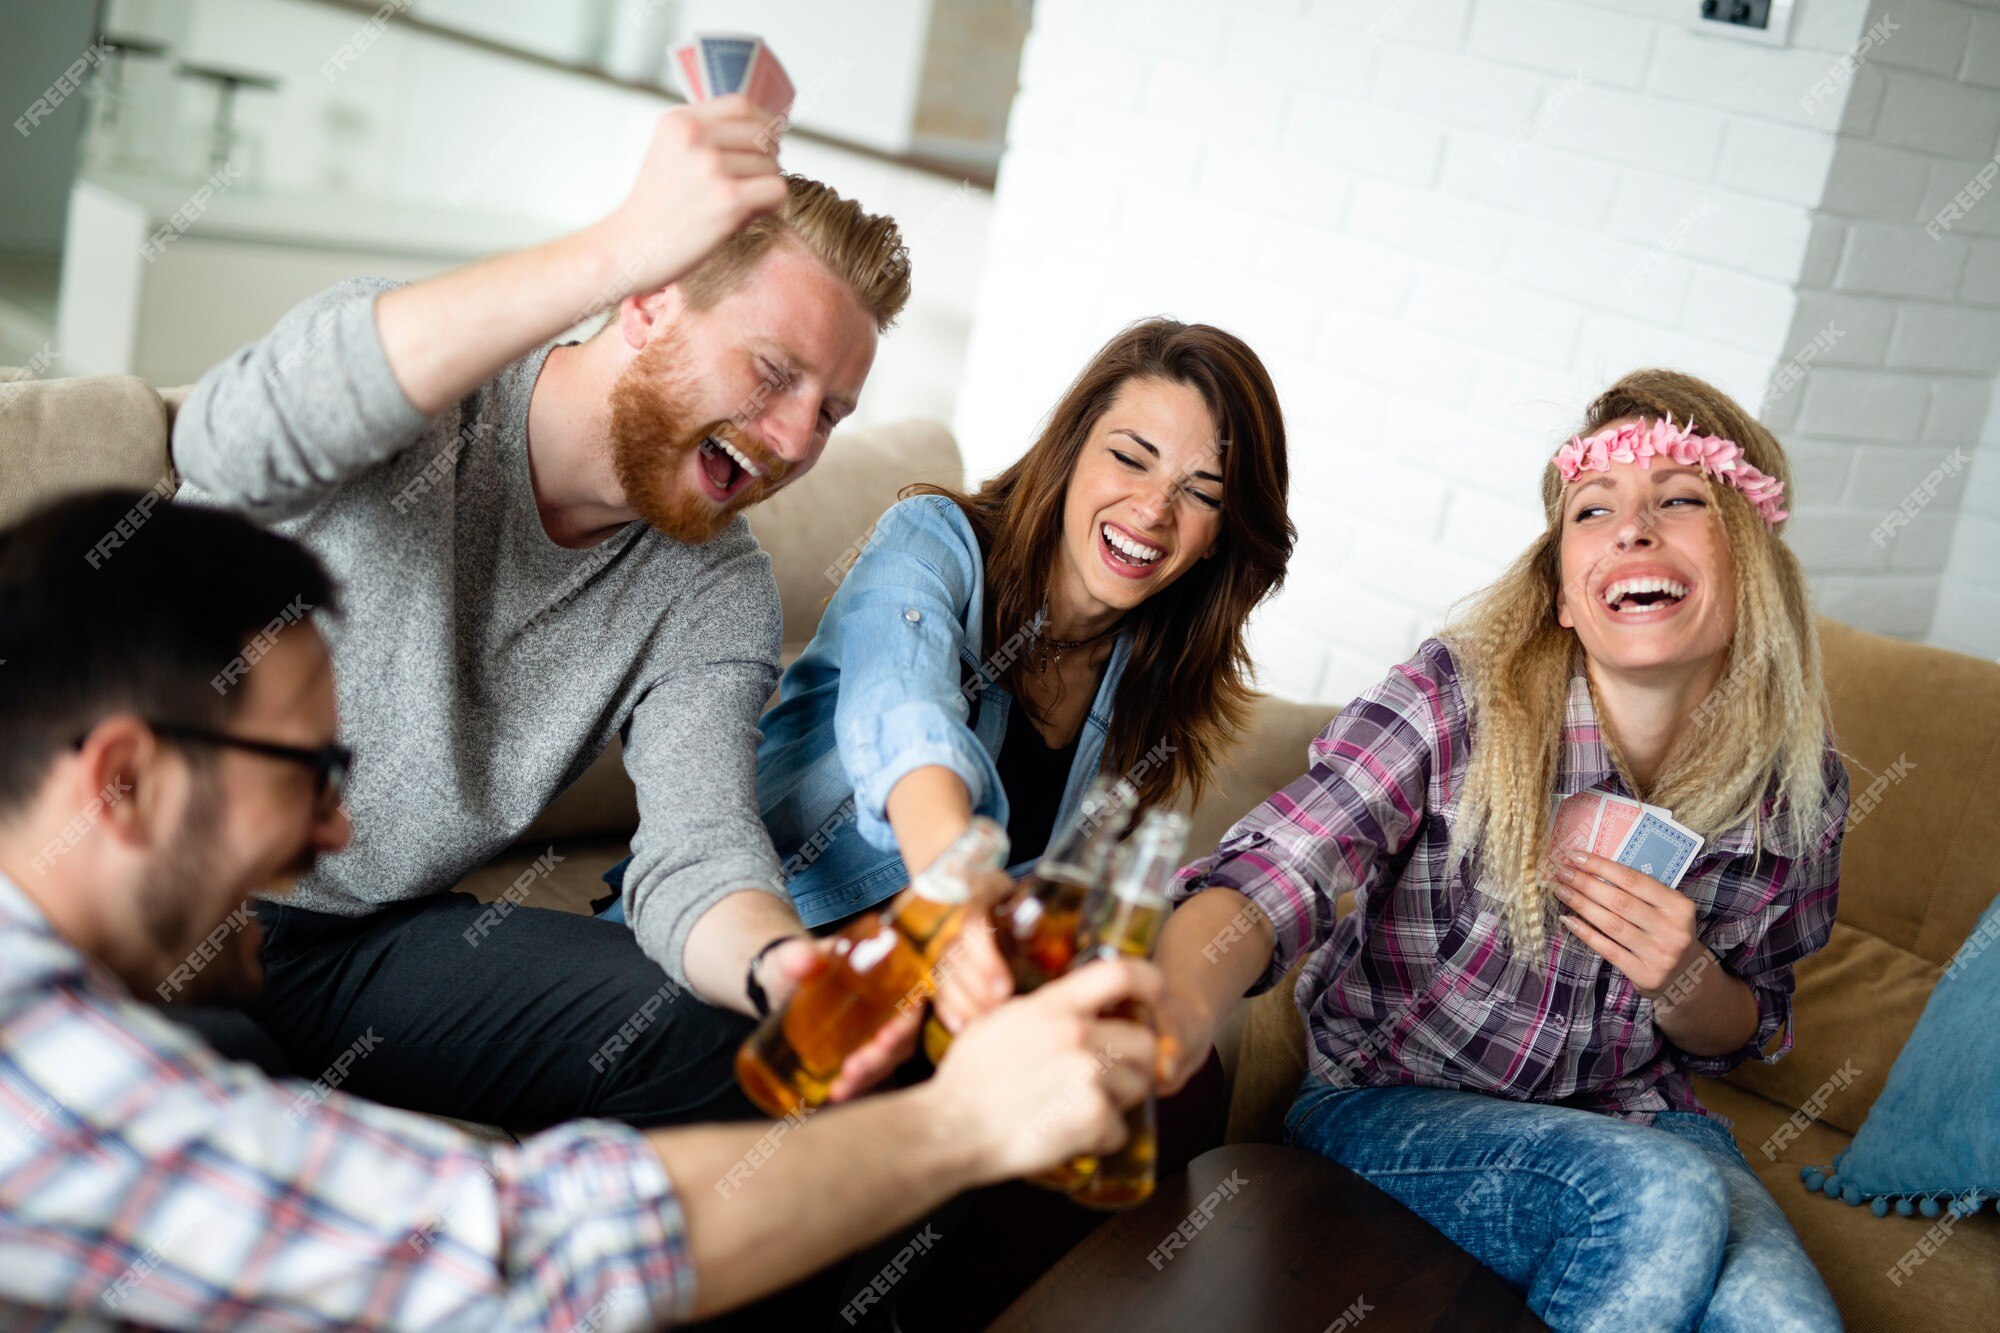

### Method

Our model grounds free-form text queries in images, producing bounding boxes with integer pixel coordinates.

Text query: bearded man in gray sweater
[170,94,913,1127]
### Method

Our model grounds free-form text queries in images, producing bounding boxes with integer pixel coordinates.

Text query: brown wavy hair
[912,319,1294,811]
[1443,368,1832,962]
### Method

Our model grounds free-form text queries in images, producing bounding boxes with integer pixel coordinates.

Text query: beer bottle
[1065,808,1187,1211]
[997,775,1139,987]
[736,818,1008,1118]
[916,772,1136,1176]
[921,775,1139,1064]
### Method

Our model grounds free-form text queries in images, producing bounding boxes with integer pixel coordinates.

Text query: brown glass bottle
[1064,808,1186,1211]
[735,818,1008,1118]
[997,775,1139,989]
[922,776,1136,1066]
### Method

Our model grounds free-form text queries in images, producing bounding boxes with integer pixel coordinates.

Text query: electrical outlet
[1698,0,1793,45]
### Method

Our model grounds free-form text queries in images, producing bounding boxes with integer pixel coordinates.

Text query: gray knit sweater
[172,278,786,985]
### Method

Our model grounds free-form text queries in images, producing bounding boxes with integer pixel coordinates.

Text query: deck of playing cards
[672,34,795,120]
[1550,788,1706,889]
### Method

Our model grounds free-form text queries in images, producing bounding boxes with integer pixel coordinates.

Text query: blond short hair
[679,174,910,332]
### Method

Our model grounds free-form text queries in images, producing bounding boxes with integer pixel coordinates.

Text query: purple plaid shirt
[1173,638,1847,1124]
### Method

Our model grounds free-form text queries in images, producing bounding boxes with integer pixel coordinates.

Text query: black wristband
[746,934,804,1018]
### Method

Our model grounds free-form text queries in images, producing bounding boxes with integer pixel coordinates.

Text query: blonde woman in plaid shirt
[1149,370,1846,1332]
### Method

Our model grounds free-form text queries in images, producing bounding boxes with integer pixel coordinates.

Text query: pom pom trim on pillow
[1799,1151,1995,1219]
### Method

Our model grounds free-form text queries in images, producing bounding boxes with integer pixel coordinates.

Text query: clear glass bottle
[1064,808,1186,1210]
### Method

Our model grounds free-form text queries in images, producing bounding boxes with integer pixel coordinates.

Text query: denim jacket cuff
[845,701,998,850]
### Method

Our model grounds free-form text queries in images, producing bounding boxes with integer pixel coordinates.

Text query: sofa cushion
[1695,1078,2000,1333]
[745,416,962,655]
[1177,694,1338,857]
[0,373,174,528]
[1719,623,2000,1128]
[1723,922,1941,1138]
[1813,619,2000,966]
[1223,961,1310,1145]
[450,835,634,916]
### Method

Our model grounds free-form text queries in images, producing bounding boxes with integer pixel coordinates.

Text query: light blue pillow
[1800,893,2000,1219]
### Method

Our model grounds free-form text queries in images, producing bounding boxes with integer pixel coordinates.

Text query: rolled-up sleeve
[829,497,1004,851]
[1677,747,1847,1076]
[1171,644,1449,994]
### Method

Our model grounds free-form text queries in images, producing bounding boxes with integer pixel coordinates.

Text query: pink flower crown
[1552,415,1788,526]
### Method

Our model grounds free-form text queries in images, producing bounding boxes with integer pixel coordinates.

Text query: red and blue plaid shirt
[0,873,694,1329]
[1174,638,1847,1124]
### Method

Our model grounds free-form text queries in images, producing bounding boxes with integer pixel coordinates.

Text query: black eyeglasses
[77,724,354,815]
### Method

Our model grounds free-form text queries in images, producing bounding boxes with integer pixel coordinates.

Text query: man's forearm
[682,887,807,1014]
[374,221,629,415]
[653,1081,985,1320]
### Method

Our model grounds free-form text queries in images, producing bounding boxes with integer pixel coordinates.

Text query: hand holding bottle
[929,957,1162,1183]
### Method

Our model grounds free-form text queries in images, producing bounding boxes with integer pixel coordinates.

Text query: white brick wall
[958,0,2000,701]
[1798,0,2000,656]
[1935,408,2000,657]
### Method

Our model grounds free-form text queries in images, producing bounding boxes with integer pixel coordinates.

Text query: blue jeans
[1285,1082,1840,1333]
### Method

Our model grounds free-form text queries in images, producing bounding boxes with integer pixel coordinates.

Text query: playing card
[698,35,758,97]
[671,34,795,119]
[672,41,708,99]
[1551,791,1604,859]
[1612,809,1704,889]
[743,45,796,120]
[1589,793,1644,858]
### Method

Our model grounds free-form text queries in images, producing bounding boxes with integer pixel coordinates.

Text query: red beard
[607,327,788,544]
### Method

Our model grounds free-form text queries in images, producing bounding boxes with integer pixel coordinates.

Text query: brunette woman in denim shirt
[756,318,1293,945]
[755,318,1293,1328]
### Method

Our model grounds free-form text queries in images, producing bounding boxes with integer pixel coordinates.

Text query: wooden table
[991,1144,1546,1333]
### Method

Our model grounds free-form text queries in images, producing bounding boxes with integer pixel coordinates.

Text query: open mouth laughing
[1098,520,1167,578]
[1599,572,1692,618]
[695,433,768,504]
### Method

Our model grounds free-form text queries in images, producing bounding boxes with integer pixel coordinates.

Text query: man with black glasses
[0,489,1160,1329]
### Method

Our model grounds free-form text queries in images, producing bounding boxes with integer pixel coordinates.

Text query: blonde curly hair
[1442,369,1832,963]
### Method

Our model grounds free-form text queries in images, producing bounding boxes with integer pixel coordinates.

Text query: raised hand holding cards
[671,33,796,120]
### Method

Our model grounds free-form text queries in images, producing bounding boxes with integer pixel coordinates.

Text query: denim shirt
[758,494,1130,926]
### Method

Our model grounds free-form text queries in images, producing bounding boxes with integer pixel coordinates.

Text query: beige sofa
[4,372,1994,1331]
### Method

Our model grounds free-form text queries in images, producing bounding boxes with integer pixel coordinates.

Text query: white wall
[1774,0,2000,652]
[1908,0,2000,660]
[957,0,2000,702]
[677,0,938,154]
[94,0,989,431]
[1935,410,2000,657]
